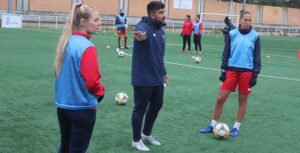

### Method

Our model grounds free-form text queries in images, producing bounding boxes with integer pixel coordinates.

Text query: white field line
[120,53,300,82]
[22,28,298,52]
[165,62,300,82]
[21,28,300,82]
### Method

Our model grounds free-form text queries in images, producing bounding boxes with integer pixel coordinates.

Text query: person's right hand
[180,32,183,37]
[219,71,226,82]
[133,31,146,41]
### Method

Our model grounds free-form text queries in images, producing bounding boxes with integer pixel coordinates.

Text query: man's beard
[156,17,166,26]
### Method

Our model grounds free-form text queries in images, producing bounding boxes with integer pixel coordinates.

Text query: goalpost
[200,13,239,26]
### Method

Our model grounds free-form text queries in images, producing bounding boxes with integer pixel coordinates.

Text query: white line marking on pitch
[120,52,300,82]
[20,28,300,81]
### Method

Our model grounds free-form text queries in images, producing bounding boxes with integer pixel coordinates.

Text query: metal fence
[1,13,300,37]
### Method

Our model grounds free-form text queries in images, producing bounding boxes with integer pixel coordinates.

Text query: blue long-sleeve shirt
[221,26,261,74]
[131,17,167,86]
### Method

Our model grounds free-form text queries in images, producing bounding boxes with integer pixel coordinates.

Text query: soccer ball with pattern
[194,56,202,64]
[115,92,128,105]
[213,123,230,139]
[118,51,125,58]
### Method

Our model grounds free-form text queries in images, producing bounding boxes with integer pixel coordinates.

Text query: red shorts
[220,70,253,94]
[117,29,127,35]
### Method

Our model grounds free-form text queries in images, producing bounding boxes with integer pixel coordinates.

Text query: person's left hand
[249,73,258,87]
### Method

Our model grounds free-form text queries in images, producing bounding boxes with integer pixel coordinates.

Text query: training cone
[297,50,300,59]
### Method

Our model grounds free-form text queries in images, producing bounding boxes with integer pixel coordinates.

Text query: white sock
[233,122,241,130]
[211,120,218,128]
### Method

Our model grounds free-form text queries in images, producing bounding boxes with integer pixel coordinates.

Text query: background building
[1,0,299,36]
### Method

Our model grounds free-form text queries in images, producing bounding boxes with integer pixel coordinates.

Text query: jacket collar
[73,31,92,40]
[238,25,252,35]
[142,16,165,29]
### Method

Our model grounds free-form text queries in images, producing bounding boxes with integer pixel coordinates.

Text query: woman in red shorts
[200,10,261,137]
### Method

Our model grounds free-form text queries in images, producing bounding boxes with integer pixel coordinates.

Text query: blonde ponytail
[54,3,97,76]
[54,4,78,76]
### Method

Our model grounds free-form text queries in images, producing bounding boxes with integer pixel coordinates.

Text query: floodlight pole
[8,0,13,13]
[230,0,233,17]
[243,0,246,10]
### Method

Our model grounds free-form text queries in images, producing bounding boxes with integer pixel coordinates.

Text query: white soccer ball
[118,51,125,58]
[115,92,128,105]
[194,56,202,64]
[213,123,230,139]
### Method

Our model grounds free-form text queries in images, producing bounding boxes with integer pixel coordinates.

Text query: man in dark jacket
[131,1,167,152]
[222,16,235,42]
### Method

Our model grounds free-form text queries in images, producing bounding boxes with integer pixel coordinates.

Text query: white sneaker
[141,133,161,146]
[131,139,150,152]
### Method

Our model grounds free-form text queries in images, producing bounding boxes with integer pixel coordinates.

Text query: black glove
[97,95,104,103]
[221,29,225,34]
[219,70,226,82]
[249,73,258,87]
[180,32,183,37]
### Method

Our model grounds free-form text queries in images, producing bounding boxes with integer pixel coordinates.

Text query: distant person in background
[222,16,235,43]
[115,9,128,49]
[54,3,105,153]
[200,10,261,137]
[181,15,194,52]
[193,14,203,53]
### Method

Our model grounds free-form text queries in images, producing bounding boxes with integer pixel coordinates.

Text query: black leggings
[182,34,191,51]
[132,85,164,142]
[193,34,202,51]
[57,108,96,153]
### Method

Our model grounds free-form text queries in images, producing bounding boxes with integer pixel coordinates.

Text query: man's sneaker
[132,139,150,151]
[199,125,214,133]
[230,128,239,137]
[124,47,129,49]
[141,133,161,146]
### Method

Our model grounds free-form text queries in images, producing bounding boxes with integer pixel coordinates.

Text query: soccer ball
[213,123,230,139]
[115,92,128,105]
[118,51,125,58]
[194,56,202,64]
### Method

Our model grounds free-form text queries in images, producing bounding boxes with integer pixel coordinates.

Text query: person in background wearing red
[115,9,128,49]
[181,15,194,52]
